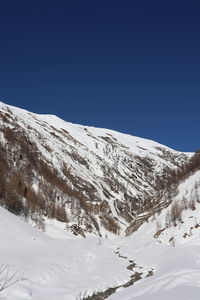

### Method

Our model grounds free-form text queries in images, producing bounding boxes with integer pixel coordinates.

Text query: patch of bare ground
[83,272,142,300]
[82,249,154,300]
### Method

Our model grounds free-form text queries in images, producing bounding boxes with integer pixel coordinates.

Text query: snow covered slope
[110,221,200,300]
[110,168,200,300]
[1,168,200,300]
[0,102,190,236]
[0,206,152,300]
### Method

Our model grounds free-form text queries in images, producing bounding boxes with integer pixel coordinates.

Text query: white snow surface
[0,206,131,300]
[1,169,200,300]
[110,169,200,300]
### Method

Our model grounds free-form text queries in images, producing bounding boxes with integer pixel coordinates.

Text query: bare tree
[165,211,171,228]
[0,265,24,294]
[156,219,162,232]
[189,199,196,211]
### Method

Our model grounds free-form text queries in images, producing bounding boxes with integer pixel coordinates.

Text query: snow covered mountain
[1,102,200,300]
[0,102,191,237]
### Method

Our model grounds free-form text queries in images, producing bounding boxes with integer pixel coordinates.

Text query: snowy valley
[0,102,200,299]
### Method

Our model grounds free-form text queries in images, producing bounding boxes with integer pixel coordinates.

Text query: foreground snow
[0,194,200,300]
[110,169,200,300]
[0,207,132,300]
[110,223,200,300]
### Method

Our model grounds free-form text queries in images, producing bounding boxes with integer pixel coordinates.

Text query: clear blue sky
[0,0,199,151]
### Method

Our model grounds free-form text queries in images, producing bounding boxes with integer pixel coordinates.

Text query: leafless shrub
[0,265,24,294]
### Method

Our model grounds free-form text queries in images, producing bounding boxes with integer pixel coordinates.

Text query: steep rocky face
[0,102,190,236]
